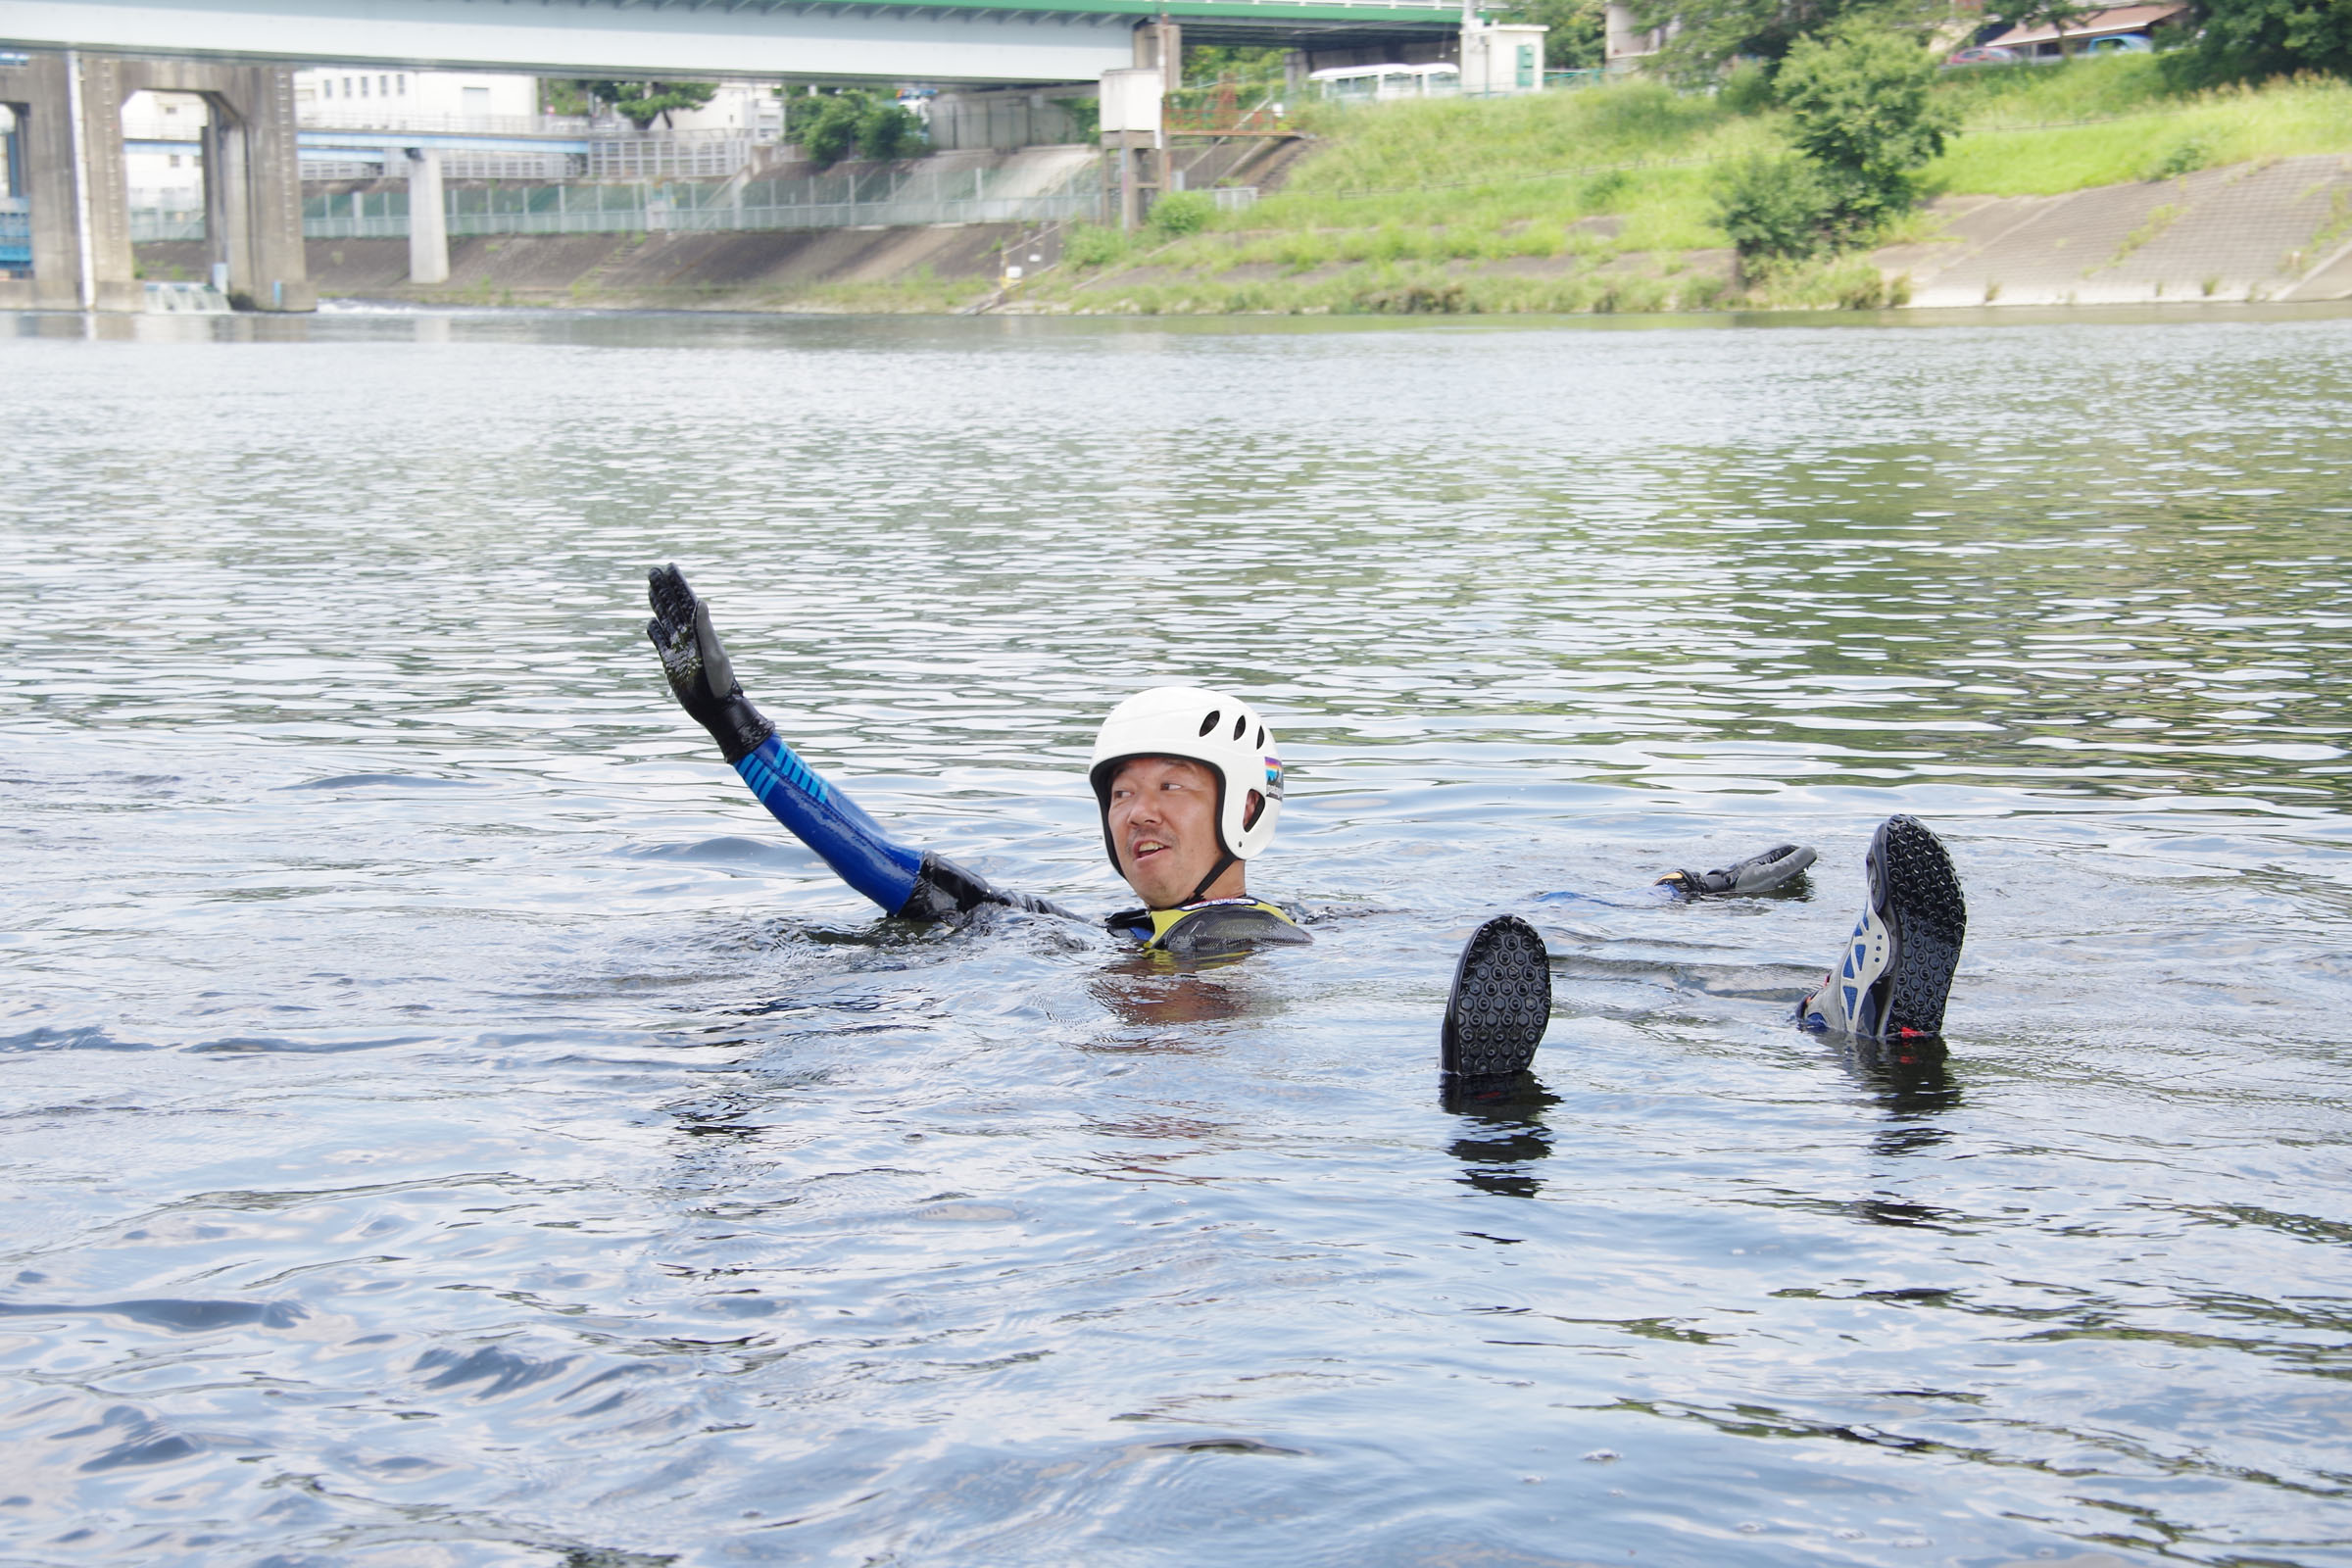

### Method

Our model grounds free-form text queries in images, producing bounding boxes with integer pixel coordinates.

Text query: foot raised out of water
[1442,914,1553,1082]
[1801,814,1968,1041]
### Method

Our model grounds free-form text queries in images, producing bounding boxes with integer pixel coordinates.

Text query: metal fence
[279,162,1104,239]
[925,93,1089,152]
[1168,81,1292,135]
[129,208,206,242]
[586,135,758,180]
[299,110,597,137]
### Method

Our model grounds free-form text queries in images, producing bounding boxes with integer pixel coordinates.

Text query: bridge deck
[0,0,1463,82]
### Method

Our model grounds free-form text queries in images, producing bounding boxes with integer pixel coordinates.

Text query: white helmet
[1088,685,1284,874]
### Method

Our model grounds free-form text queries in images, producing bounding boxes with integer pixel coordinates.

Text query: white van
[1308,63,1463,103]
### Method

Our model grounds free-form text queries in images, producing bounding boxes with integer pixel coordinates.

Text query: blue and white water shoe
[1798,815,1966,1041]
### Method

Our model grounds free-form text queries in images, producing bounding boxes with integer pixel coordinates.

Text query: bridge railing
[270,160,1106,241]
[1166,79,1292,136]
[298,109,598,137]
[586,136,757,180]
[129,158,1106,244]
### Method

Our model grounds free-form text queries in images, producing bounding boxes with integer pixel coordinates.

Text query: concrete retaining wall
[1884,154,2352,308]
[136,220,1054,308]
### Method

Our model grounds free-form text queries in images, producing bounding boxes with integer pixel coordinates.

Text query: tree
[1496,0,1609,70]
[2169,0,2352,82]
[540,80,592,117]
[1183,44,1287,84]
[1775,19,1957,226]
[855,96,924,161]
[1714,149,1834,259]
[794,89,925,170]
[1627,0,1933,77]
[574,80,719,129]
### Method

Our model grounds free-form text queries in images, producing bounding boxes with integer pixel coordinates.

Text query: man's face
[1105,756,1228,909]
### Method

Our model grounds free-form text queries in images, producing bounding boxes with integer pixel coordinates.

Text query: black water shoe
[1797,815,1966,1040]
[1442,914,1552,1081]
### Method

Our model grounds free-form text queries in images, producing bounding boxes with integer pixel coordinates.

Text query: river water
[3,304,2350,1568]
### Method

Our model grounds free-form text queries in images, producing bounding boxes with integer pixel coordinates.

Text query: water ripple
[1,309,2348,1566]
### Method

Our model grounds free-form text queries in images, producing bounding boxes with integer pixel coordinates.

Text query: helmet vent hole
[1232,715,1248,740]
[1253,725,1265,749]
[1198,710,1221,738]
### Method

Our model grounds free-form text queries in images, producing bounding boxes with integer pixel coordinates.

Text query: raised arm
[645,564,1071,923]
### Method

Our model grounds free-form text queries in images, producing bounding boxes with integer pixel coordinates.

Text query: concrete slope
[136,222,1030,307]
[1884,154,2352,307]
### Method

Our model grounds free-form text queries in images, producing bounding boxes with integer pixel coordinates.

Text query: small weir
[142,279,231,313]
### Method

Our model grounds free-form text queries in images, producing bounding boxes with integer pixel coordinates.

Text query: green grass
[1017,59,2352,316]
[1926,67,2352,194]
[1229,81,1772,251]
[787,267,998,314]
[1020,80,1771,308]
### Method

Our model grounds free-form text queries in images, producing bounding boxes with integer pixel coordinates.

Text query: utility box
[1099,67,1163,140]
[1458,21,1548,95]
[1099,65,1165,231]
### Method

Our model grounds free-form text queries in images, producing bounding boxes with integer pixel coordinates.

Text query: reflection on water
[2,307,2350,1567]
[1444,1073,1561,1200]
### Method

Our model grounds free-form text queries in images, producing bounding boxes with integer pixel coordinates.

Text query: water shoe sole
[1442,914,1552,1081]
[1866,814,1967,1038]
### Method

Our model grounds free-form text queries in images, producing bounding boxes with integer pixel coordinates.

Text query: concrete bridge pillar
[1112,20,1177,230]
[0,51,311,313]
[1134,16,1182,93]
[70,54,143,311]
[0,54,84,310]
[0,52,140,310]
[405,150,448,284]
[140,60,313,311]
[1099,66,1164,230]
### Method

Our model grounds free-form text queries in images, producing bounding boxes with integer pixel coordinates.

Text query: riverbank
[130,150,2352,317]
[129,58,2352,316]
[1012,59,2352,315]
[1012,151,2352,314]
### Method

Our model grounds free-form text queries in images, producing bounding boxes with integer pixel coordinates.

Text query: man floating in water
[646,564,1305,957]
[644,564,1965,1079]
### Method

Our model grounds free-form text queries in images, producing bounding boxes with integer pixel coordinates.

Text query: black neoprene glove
[646,564,777,764]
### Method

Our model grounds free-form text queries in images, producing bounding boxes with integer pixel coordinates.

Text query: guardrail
[445,194,1103,233]
[297,110,598,136]
[129,167,1105,243]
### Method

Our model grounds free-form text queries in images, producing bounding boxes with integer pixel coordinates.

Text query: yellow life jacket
[1107,898,1312,956]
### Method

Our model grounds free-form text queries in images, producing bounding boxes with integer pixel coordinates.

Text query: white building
[296,68,537,126]
[1458,20,1550,94]
[657,83,785,139]
[120,92,208,208]
[1604,3,1674,70]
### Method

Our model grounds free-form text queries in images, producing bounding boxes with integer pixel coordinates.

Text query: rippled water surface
[4,306,2351,1567]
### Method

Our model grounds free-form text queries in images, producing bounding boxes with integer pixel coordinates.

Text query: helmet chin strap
[1182,852,1238,907]
[1180,788,1262,906]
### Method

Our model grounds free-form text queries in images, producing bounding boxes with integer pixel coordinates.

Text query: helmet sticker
[1263,757,1285,799]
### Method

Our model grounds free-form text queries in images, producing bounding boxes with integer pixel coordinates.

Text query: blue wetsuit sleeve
[734,734,923,914]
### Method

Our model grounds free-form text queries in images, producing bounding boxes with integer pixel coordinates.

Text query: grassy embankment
[995,58,2352,316]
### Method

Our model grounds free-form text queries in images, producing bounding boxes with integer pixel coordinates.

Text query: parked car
[2077,32,2154,52]
[1945,45,2024,65]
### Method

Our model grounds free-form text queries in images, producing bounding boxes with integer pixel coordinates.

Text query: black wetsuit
[733,732,1308,952]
